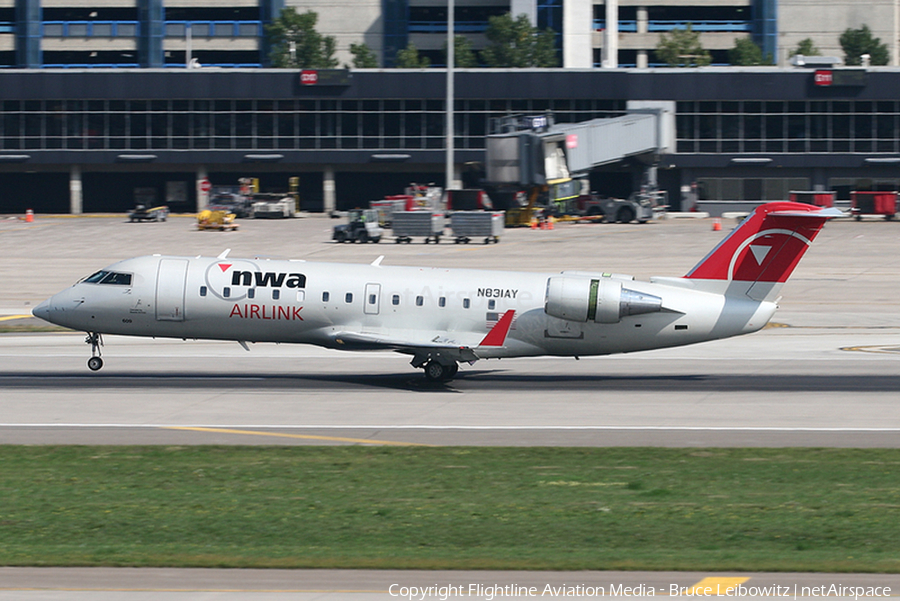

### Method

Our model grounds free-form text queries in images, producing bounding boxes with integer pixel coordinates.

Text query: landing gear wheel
[85,332,104,371]
[424,360,457,382]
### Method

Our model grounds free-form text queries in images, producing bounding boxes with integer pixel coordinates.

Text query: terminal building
[1,1,900,214]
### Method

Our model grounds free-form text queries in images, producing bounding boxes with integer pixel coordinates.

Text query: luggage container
[851,191,897,221]
[450,211,505,244]
[789,191,835,208]
[391,211,444,243]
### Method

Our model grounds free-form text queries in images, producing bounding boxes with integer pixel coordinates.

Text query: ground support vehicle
[391,211,444,243]
[208,190,252,218]
[851,191,897,221]
[128,205,168,222]
[333,209,384,243]
[450,211,505,244]
[197,210,238,231]
[251,194,296,218]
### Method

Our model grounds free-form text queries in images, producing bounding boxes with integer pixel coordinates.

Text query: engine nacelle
[544,276,663,324]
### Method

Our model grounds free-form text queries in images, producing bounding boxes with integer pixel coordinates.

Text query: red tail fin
[686,202,840,284]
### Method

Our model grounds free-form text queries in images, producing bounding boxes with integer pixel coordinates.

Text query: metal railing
[408,21,490,33]
[42,21,139,37]
[593,20,750,32]
[39,20,264,38]
[164,21,263,38]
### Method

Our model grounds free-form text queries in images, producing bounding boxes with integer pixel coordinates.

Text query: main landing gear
[85,332,104,371]
[423,360,459,383]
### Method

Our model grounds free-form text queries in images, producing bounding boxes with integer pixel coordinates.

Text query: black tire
[424,360,447,382]
[616,206,635,224]
[357,231,368,243]
[87,357,103,371]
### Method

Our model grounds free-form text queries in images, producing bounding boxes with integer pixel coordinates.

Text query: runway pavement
[0,568,897,600]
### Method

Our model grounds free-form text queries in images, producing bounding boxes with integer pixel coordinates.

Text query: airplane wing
[330,310,516,363]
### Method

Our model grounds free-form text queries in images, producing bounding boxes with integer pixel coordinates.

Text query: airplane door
[156,258,188,321]
[364,283,381,315]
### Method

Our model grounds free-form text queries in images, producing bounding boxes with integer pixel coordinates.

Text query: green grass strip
[1,446,899,572]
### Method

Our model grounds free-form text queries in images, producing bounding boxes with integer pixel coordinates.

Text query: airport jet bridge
[484,101,675,223]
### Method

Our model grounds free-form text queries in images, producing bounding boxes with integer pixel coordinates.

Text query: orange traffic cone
[25,209,34,223]
[548,217,555,230]
[530,217,538,230]
[712,217,721,231]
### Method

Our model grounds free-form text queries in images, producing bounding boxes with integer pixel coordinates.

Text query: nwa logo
[204,260,306,301]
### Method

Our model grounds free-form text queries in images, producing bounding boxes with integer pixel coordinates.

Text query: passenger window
[439,297,446,307]
[200,286,207,297]
[272,290,280,300]
[223,287,231,298]
[248,288,255,299]
[392,294,400,305]
[296,290,305,302]
[488,299,496,310]
[345,292,353,303]
[416,296,424,306]
[322,291,330,302]
[463,298,470,309]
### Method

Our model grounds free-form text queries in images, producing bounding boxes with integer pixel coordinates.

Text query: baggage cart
[450,211,505,244]
[851,191,897,220]
[391,211,444,243]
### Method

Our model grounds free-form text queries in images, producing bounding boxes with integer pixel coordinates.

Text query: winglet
[478,310,515,347]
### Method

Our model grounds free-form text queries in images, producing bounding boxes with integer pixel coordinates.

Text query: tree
[444,35,478,68]
[348,43,378,68]
[266,8,338,68]
[840,25,889,66]
[395,42,430,68]
[655,24,711,67]
[791,38,820,58]
[480,13,559,68]
[728,37,769,66]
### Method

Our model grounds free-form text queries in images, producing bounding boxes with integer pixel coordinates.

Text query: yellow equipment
[197,209,239,231]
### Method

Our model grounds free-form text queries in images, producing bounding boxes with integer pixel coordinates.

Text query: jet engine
[544,276,663,324]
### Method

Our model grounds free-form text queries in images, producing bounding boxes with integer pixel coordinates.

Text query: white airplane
[33,202,840,382]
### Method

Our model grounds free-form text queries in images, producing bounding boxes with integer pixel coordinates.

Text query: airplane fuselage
[39,254,775,360]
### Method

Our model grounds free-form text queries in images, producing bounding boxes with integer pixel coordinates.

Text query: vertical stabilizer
[685,202,841,301]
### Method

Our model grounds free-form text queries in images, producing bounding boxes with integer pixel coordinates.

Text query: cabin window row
[319,291,489,309]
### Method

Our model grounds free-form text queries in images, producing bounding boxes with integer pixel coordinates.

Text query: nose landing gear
[85,332,104,371]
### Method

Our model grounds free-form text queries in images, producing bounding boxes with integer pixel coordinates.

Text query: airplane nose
[32,298,51,322]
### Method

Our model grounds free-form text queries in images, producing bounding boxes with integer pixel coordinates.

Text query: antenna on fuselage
[217,249,231,259]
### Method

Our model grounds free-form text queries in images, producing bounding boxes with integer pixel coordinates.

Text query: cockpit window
[82,270,109,283]
[81,270,132,286]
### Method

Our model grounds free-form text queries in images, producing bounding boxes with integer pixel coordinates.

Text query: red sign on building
[814,70,833,86]
[300,70,318,85]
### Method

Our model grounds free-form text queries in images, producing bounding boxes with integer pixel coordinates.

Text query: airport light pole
[445,0,455,192]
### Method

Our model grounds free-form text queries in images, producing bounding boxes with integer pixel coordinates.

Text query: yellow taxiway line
[165,426,433,446]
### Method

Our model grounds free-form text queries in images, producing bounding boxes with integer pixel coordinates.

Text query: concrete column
[563,0,593,68]
[323,166,336,214]
[637,6,648,34]
[637,49,648,68]
[603,0,618,68]
[69,165,83,214]
[196,166,209,212]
